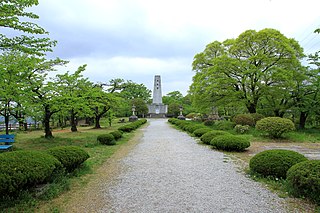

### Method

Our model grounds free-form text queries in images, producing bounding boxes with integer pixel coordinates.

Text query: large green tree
[0,0,56,55]
[190,28,304,114]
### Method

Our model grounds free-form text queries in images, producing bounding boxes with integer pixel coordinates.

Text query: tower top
[152,75,162,104]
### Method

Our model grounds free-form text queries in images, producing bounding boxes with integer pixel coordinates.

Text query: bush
[287,160,320,204]
[0,151,62,195]
[118,119,147,133]
[46,146,90,172]
[210,135,250,151]
[193,128,212,137]
[203,120,215,126]
[233,114,255,126]
[97,133,116,145]
[234,124,250,134]
[256,117,295,138]
[110,130,123,140]
[250,113,264,123]
[249,149,308,179]
[185,124,207,133]
[213,120,236,130]
[200,130,230,145]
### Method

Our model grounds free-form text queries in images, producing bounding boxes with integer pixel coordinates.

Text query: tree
[0,0,56,55]
[190,28,304,114]
[132,98,148,117]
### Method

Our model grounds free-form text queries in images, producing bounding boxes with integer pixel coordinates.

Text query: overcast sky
[30,0,320,95]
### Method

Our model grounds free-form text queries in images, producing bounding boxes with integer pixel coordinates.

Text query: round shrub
[118,124,135,132]
[185,124,207,133]
[210,135,250,151]
[0,150,62,195]
[200,130,230,145]
[110,130,123,140]
[203,120,215,126]
[46,146,90,172]
[233,114,255,126]
[249,149,308,179]
[234,124,250,134]
[256,117,295,138]
[250,113,264,123]
[97,133,116,145]
[287,160,320,204]
[193,128,212,137]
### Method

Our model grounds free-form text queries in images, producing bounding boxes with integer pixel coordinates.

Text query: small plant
[46,146,90,172]
[210,135,250,151]
[97,134,116,145]
[193,128,212,137]
[286,160,320,204]
[233,114,255,126]
[213,120,236,130]
[203,120,215,126]
[185,124,207,133]
[249,149,308,179]
[200,130,230,145]
[234,124,250,134]
[250,113,264,123]
[256,117,295,138]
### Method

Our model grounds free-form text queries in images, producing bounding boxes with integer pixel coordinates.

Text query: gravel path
[95,119,289,213]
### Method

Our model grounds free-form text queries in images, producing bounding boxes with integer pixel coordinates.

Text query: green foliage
[233,114,255,126]
[213,120,236,130]
[203,120,215,126]
[97,134,116,145]
[256,117,295,138]
[118,119,147,133]
[110,130,123,140]
[286,160,320,204]
[193,128,212,137]
[210,135,250,151]
[249,149,308,179]
[250,113,265,123]
[0,150,62,195]
[200,130,230,145]
[46,146,90,172]
[184,124,207,133]
[234,125,250,134]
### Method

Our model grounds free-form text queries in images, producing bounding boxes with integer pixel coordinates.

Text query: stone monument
[148,75,168,118]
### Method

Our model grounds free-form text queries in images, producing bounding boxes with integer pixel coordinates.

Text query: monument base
[129,115,138,122]
[147,103,167,118]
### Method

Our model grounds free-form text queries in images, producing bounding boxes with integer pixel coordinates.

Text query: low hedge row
[118,119,147,133]
[46,146,90,172]
[97,133,116,145]
[168,119,250,152]
[0,146,90,196]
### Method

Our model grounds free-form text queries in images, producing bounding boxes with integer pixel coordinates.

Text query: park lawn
[0,118,140,212]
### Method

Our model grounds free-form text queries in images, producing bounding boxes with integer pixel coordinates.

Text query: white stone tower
[148,75,168,117]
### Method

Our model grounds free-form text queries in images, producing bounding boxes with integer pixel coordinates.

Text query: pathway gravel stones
[98,119,289,212]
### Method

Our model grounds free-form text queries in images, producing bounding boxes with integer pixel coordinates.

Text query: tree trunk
[70,109,77,132]
[94,115,101,128]
[299,111,308,129]
[4,112,9,135]
[44,105,53,138]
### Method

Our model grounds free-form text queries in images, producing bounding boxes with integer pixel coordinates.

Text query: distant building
[148,75,168,118]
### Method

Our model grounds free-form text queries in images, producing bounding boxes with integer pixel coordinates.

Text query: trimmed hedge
[193,128,212,137]
[249,149,308,179]
[287,160,320,204]
[118,119,147,133]
[213,120,236,130]
[200,130,230,145]
[256,117,295,138]
[110,130,123,140]
[46,146,90,172]
[185,124,207,133]
[210,135,250,151]
[0,150,62,195]
[97,133,116,145]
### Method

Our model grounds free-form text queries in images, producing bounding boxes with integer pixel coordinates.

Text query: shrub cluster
[286,160,320,204]
[0,151,63,195]
[213,120,236,130]
[249,149,307,179]
[203,120,215,126]
[97,133,116,145]
[211,135,250,151]
[46,146,90,172]
[200,130,230,145]
[234,124,250,134]
[118,119,147,133]
[256,117,295,138]
[110,130,123,140]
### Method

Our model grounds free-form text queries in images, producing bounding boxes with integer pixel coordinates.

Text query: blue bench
[0,134,15,150]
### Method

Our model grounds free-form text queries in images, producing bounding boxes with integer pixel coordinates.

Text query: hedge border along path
[62,119,294,212]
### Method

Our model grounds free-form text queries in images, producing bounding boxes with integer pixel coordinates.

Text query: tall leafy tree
[0,0,56,55]
[190,28,304,114]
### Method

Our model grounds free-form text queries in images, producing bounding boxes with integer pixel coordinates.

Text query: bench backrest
[0,134,15,143]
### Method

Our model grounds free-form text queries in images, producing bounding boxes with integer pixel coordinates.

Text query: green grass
[0,118,142,212]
